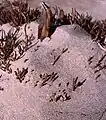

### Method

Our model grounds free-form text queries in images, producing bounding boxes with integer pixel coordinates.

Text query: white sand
[0,21,105,120]
[0,0,106,119]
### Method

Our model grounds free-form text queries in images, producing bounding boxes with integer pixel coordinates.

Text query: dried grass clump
[69,9,106,44]
[51,7,106,45]
[0,25,35,73]
[0,28,21,61]
[0,0,12,25]
[39,72,59,87]
[14,67,28,83]
[0,28,23,72]
[52,6,71,26]
[0,0,41,26]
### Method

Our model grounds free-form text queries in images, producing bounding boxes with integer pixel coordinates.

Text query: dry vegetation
[51,7,106,45]
[0,28,22,73]
[0,0,41,27]
[0,0,39,74]
[14,67,28,83]
[0,0,106,45]
[0,0,105,87]
[0,25,34,73]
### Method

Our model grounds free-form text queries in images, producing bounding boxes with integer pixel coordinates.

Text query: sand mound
[0,22,106,120]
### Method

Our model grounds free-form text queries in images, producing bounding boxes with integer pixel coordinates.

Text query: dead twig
[94,54,106,68]
[52,48,68,65]
[73,77,86,91]
[14,67,28,83]
[39,72,59,87]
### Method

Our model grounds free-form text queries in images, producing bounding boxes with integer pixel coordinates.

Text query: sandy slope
[0,0,106,119]
[0,19,106,120]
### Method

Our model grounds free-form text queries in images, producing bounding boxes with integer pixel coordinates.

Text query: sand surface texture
[0,0,106,120]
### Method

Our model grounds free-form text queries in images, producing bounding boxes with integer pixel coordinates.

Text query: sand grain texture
[0,21,105,120]
[0,0,106,119]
